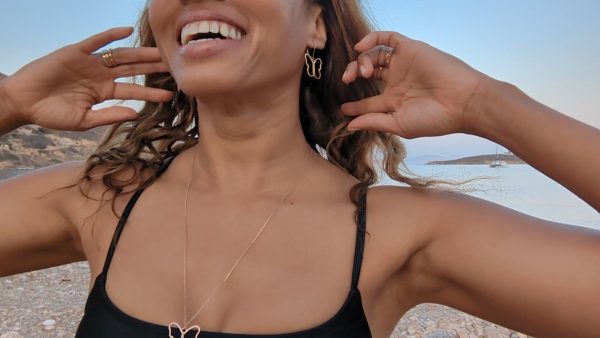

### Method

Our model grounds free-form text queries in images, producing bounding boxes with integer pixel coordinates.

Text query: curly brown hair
[68,0,466,237]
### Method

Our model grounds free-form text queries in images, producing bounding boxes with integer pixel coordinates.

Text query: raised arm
[472,79,600,211]
[341,31,600,336]
[0,73,24,135]
[425,80,600,336]
[0,27,172,277]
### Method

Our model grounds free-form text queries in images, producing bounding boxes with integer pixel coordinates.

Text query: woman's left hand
[341,31,495,139]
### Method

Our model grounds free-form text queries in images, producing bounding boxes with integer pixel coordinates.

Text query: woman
[0,0,598,337]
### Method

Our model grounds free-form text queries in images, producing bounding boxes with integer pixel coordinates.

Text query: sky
[1,1,598,163]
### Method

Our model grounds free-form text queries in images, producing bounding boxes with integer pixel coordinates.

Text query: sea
[2,164,598,230]
[380,163,600,230]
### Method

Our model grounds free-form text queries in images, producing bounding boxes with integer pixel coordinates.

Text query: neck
[191,85,316,194]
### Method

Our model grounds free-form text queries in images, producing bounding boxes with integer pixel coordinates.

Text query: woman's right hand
[0,27,173,131]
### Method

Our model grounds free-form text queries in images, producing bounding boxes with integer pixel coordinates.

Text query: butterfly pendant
[305,49,322,80]
[168,322,201,338]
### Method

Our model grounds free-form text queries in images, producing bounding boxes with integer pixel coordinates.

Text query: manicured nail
[342,70,348,80]
[360,65,367,77]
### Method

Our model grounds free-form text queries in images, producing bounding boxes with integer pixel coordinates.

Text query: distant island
[426,153,525,165]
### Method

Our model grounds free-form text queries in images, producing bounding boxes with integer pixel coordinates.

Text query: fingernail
[342,70,348,80]
[360,66,367,77]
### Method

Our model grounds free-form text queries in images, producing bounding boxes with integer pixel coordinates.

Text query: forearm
[474,79,600,211]
[0,74,26,136]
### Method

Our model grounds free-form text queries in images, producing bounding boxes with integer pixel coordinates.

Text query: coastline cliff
[426,153,525,165]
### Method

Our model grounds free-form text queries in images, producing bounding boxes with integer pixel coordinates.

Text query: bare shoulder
[365,185,498,294]
[368,184,600,336]
[5,159,142,222]
[366,184,441,255]
[361,185,446,301]
[0,155,171,278]
[1,160,89,222]
[0,160,92,276]
[363,185,493,305]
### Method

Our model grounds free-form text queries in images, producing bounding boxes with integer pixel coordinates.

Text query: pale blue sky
[1,1,598,163]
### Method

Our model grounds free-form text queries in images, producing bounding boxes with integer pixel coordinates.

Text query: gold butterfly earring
[305,46,323,80]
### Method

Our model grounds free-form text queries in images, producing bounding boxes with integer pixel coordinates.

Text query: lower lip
[177,38,243,58]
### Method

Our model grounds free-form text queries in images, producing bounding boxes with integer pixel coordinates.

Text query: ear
[307,4,327,49]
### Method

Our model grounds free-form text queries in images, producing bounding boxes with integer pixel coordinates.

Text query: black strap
[351,187,368,290]
[101,155,178,276]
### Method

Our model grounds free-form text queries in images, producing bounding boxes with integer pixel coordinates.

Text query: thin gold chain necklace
[168,145,313,338]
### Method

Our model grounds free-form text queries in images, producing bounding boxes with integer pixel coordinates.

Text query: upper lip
[176,10,246,44]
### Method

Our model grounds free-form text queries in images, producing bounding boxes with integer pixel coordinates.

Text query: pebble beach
[0,262,533,338]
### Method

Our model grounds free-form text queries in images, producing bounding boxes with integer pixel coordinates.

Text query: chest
[74,187,421,337]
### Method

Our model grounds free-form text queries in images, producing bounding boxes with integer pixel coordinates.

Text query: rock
[425,329,459,338]
[0,333,24,338]
[510,333,528,338]
[42,319,56,331]
[42,319,56,326]
[483,326,506,338]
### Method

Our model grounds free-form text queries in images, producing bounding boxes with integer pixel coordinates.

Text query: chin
[173,69,242,99]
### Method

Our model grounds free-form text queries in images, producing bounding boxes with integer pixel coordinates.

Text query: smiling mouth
[180,20,246,46]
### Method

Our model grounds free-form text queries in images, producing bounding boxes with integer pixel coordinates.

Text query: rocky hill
[0,125,106,170]
[427,153,525,165]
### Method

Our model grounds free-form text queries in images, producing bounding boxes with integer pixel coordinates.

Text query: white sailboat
[489,145,507,168]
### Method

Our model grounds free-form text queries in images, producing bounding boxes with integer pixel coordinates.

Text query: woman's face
[148,0,325,99]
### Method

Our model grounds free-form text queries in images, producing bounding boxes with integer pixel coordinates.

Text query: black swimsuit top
[75,154,372,338]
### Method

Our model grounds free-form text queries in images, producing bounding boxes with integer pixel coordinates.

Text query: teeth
[181,20,244,45]
[220,24,230,39]
[228,27,236,40]
[209,21,220,33]
[198,21,209,35]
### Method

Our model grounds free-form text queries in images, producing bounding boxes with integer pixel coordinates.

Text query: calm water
[3,164,599,230]
[380,164,600,230]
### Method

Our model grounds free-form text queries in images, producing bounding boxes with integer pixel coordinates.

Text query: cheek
[148,0,167,32]
[248,3,311,75]
[148,0,177,59]
[148,0,179,44]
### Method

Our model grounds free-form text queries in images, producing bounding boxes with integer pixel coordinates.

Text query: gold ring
[377,66,384,79]
[383,48,394,67]
[100,48,118,68]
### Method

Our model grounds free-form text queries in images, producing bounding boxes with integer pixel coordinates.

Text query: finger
[357,53,375,79]
[374,66,391,82]
[355,31,408,53]
[111,62,171,78]
[105,47,165,65]
[113,83,174,102]
[343,46,393,83]
[78,27,135,54]
[341,95,392,116]
[83,106,139,129]
[347,113,398,134]
[342,61,359,84]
